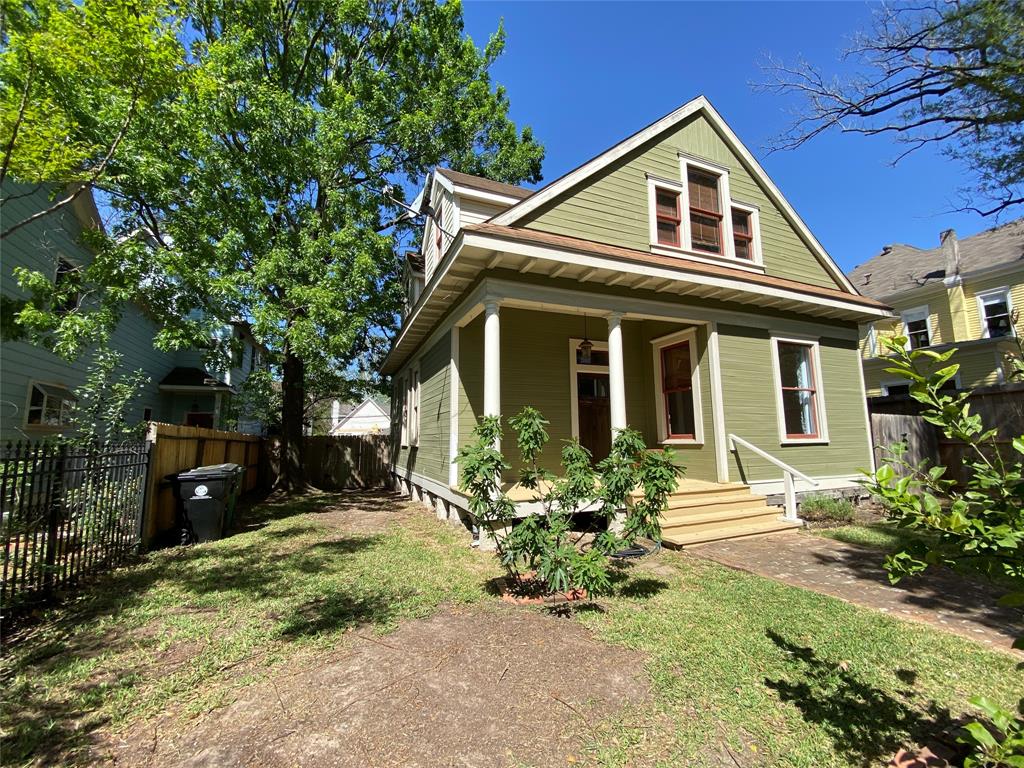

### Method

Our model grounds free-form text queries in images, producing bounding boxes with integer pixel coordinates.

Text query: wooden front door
[577,372,611,462]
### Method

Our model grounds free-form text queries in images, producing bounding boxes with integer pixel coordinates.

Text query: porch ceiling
[382,225,892,375]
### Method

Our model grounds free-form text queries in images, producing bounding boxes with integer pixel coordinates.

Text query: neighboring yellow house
[852,220,1023,397]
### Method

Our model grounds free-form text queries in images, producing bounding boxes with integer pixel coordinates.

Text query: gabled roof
[405,251,425,274]
[487,95,857,295]
[435,168,533,201]
[850,218,1024,300]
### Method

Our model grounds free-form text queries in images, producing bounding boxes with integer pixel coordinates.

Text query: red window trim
[434,219,443,257]
[778,341,819,439]
[660,341,695,440]
[654,187,682,247]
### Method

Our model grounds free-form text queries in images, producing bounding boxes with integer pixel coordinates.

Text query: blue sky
[461,1,999,273]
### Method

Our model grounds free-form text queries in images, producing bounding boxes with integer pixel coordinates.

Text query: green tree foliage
[0,0,184,236]
[66,348,150,445]
[861,336,1023,765]
[762,0,1024,216]
[456,408,680,597]
[2,0,544,491]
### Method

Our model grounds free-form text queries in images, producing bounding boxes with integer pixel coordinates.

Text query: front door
[577,372,611,462]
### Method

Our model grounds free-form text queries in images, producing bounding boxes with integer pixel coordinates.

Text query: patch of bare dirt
[101,604,650,768]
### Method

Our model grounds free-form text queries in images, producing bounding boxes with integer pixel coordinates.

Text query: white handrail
[727,433,818,521]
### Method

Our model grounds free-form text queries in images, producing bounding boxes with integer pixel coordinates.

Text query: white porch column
[607,311,627,435]
[483,300,501,418]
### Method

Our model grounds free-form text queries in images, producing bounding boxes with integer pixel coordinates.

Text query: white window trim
[679,154,736,261]
[650,328,704,445]
[900,305,932,349]
[882,370,962,396]
[645,159,764,272]
[976,286,1014,339]
[769,335,829,446]
[399,374,409,447]
[568,338,609,441]
[728,199,763,266]
[408,365,421,447]
[865,324,879,357]
[24,380,76,430]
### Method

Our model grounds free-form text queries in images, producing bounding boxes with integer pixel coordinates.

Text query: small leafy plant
[799,494,856,524]
[455,406,681,598]
[861,335,1023,766]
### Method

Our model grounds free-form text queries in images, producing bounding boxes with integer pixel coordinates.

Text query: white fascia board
[463,231,892,320]
[489,96,707,226]
[452,185,523,207]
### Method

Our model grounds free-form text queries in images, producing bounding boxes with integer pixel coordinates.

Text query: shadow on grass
[1,489,415,767]
[763,629,963,766]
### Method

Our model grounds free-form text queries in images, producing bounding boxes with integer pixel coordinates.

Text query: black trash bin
[169,463,242,544]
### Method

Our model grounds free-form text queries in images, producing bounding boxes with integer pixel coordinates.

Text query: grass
[0,491,497,767]
[579,555,1022,767]
[2,491,1020,768]
[814,520,935,554]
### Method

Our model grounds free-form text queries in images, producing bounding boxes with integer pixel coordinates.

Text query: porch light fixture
[578,315,593,365]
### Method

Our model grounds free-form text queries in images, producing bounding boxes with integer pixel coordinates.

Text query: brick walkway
[691,532,1023,654]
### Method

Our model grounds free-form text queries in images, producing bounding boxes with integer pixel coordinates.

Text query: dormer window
[654,187,682,247]
[687,169,722,255]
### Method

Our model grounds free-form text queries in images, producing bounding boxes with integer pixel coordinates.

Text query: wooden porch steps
[653,479,802,547]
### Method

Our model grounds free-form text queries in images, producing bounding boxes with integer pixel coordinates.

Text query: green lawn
[2,493,1020,768]
[813,520,935,554]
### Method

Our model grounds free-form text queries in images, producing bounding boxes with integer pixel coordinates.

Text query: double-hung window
[660,342,696,439]
[26,382,76,428]
[654,187,682,247]
[772,338,826,442]
[687,169,723,255]
[398,375,409,446]
[648,157,760,266]
[651,330,703,444]
[978,288,1013,338]
[55,258,79,314]
[901,306,931,349]
[407,367,420,446]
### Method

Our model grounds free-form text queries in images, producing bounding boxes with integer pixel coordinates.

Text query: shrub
[862,335,1023,766]
[799,494,856,523]
[455,407,681,597]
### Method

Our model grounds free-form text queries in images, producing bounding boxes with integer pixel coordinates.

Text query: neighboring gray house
[0,183,267,441]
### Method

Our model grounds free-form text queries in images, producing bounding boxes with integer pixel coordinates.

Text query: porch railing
[727,434,818,521]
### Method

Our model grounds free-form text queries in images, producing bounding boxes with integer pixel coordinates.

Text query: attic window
[687,169,722,255]
[654,188,682,247]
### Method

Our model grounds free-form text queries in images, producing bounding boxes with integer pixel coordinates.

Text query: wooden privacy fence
[265,434,390,490]
[143,423,263,547]
[869,413,939,477]
[869,386,1024,483]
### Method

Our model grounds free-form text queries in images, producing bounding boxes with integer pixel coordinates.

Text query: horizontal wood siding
[863,341,1007,396]
[517,113,842,289]
[0,184,180,441]
[963,269,1024,339]
[718,323,872,482]
[453,309,718,481]
[392,331,451,484]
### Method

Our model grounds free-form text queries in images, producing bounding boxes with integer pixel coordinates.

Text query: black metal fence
[1,441,151,615]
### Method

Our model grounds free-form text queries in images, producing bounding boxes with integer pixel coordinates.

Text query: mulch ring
[100,604,651,768]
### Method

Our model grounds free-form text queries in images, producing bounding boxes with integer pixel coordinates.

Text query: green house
[382,97,892,547]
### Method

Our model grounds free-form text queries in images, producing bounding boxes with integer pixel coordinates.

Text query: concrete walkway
[691,532,1023,654]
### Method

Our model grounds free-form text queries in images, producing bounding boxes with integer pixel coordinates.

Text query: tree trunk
[278,348,308,494]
